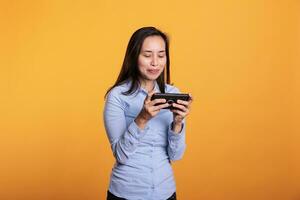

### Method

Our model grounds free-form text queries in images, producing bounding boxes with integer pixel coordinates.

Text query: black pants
[107,190,177,200]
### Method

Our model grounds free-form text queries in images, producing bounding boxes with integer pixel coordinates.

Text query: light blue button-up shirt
[103,80,186,200]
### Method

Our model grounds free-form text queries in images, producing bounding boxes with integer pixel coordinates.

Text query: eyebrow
[142,50,166,53]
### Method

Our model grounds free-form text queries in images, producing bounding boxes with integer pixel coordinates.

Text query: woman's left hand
[170,94,193,130]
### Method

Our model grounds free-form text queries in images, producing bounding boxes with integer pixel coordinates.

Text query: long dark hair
[105,26,171,97]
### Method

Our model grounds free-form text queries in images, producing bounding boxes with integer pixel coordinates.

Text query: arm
[166,87,193,161]
[167,121,186,161]
[103,91,149,164]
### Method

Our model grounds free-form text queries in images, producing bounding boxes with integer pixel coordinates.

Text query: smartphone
[150,93,191,109]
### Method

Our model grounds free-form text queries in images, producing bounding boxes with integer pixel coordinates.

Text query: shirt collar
[124,79,161,95]
[138,81,161,94]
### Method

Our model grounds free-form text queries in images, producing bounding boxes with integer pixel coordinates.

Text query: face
[137,35,167,83]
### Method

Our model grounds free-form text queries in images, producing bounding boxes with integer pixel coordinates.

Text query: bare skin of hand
[170,94,193,133]
[135,91,169,130]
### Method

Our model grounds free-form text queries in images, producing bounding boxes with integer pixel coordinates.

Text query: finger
[145,90,156,103]
[153,103,169,111]
[176,100,189,106]
[179,94,193,109]
[172,103,188,112]
[170,108,186,117]
[149,98,167,107]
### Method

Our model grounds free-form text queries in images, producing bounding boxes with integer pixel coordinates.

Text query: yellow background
[1,0,299,200]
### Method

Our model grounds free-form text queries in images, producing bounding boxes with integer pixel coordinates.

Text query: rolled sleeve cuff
[168,122,186,160]
[168,123,185,140]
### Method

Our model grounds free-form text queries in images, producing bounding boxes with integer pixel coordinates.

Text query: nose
[151,56,158,67]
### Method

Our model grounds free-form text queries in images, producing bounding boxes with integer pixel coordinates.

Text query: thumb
[145,90,155,103]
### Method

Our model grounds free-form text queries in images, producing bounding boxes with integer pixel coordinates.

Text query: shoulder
[106,82,131,102]
[165,84,181,93]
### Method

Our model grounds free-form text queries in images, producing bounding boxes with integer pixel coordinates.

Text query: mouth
[147,69,160,75]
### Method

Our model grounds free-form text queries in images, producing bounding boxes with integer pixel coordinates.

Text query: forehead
[141,36,166,51]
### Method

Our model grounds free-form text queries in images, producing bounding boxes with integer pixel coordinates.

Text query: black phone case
[151,93,190,109]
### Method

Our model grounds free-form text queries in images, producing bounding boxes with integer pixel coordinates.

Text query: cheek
[137,59,147,72]
[159,58,167,67]
[138,56,146,66]
[138,57,150,69]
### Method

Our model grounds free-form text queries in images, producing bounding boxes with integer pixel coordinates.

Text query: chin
[146,75,160,81]
[148,72,163,79]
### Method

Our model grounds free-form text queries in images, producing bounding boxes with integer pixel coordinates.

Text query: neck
[139,79,155,93]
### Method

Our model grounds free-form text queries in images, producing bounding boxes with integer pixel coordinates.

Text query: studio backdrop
[1,0,299,200]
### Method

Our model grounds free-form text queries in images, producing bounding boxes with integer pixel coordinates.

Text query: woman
[104,27,192,200]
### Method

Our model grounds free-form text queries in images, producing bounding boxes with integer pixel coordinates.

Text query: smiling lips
[147,69,160,74]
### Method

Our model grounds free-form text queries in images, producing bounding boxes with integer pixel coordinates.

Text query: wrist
[173,121,182,126]
[172,121,183,133]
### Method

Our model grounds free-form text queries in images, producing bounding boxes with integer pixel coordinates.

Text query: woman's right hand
[134,91,169,129]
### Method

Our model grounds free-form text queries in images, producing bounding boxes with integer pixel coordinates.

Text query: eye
[143,54,151,57]
[158,54,165,58]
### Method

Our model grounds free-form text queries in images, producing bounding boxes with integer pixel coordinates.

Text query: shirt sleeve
[103,90,149,164]
[167,121,186,161]
[166,85,187,161]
